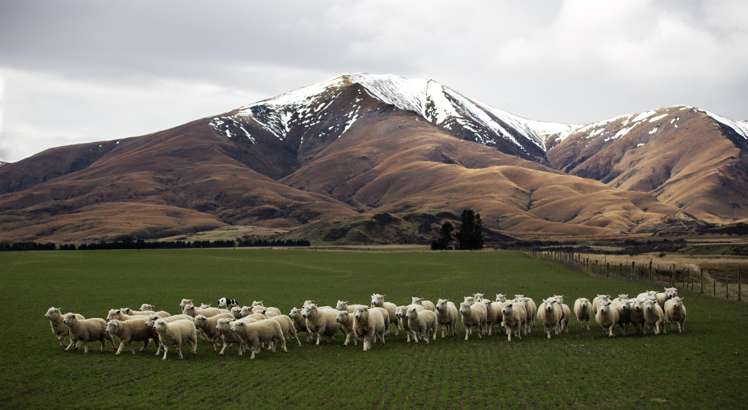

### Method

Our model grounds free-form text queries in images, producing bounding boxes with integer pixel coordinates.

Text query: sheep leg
[608,325,614,337]
[65,340,75,351]
[191,338,198,354]
[177,346,184,360]
[677,322,682,333]
[412,330,419,343]
[293,333,301,347]
[162,346,168,360]
[155,342,163,356]
[116,341,125,355]
[315,333,321,346]
[83,343,89,354]
[141,339,148,352]
[280,337,288,353]
[506,327,512,342]
[344,333,350,346]
[220,341,228,355]
[546,327,551,340]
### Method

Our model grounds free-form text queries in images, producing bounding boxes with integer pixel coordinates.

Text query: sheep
[242,305,268,315]
[483,300,503,336]
[270,315,302,347]
[612,298,633,334]
[182,304,230,318]
[194,313,235,350]
[641,299,665,335]
[252,300,265,307]
[573,298,592,330]
[435,299,459,338]
[121,307,170,317]
[395,306,415,342]
[145,313,193,328]
[664,296,687,333]
[230,319,286,359]
[459,301,487,341]
[495,294,507,303]
[411,297,436,311]
[514,295,537,334]
[139,304,155,312]
[336,300,366,313]
[231,306,246,319]
[592,294,611,314]
[628,300,645,335]
[537,299,564,339]
[594,300,620,337]
[179,299,193,311]
[44,307,84,348]
[352,306,387,351]
[153,319,198,360]
[336,310,359,346]
[218,297,239,309]
[406,306,438,344]
[370,294,398,333]
[560,303,571,333]
[500,302,526,342]
[214,318,245,355]
[656,287,678,309]
[289,307,311,342]
[302,304,339,345]
[105,318,153,355]
[637,291,658,303]
[463,296,476,305]
[260,307,282,318]
[62,314,114,353]
[106,309,141,322]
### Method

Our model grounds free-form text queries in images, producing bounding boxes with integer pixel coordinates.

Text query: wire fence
[528,249,745,302]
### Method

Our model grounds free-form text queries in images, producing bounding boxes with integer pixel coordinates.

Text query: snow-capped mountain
[0,161,7,168]
[209,73,573,161]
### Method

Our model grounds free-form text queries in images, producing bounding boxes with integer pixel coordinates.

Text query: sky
[0,0,747,162]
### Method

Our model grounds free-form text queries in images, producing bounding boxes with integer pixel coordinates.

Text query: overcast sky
[1,0,747,162]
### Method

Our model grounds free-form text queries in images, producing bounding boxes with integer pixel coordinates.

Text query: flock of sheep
[44,287,688,360]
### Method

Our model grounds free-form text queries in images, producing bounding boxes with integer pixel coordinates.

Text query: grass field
[2,249,747,409]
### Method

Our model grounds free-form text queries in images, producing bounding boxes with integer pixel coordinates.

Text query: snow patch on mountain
[701,109,748,140]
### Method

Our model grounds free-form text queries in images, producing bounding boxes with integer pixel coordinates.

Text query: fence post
[726,281,729,300]
[700,268,704,294]
[649,260,653,281]
[713,278,716,297]
[670,264,675,286]
[739,271,742,302]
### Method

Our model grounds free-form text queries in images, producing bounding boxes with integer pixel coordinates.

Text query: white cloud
[0,0,746,161]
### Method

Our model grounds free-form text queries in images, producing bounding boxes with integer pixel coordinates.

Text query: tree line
[0,237,311,252]
[431,209,484,250]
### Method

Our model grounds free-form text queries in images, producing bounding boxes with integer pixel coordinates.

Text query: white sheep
[495,294,507,303]
[269,314,302,347]
[230,319,287,359]
[435,299,459,338]
[594,300,620,337]
[411,297,436,311]
[500,302,526,342]
[395,306,416,342]
[483,300,503,336]
[44,307,84,348]
[641,299,665,335]
[139,303,155,312]
[121,307,170,317]
[302,304,339,345]
[636,291,657,303]
[62,314,114,353]
[537,299,564,339]
[656,287,678,309]
[573,298,592,330]
[514,295,537,332]
[153,318,198,360]
[664,296,687,333]
[182,304,229,318]
[145,313,193,329]
[194,313,235,350]
[459,301,487,341]
[592,294,611,314]
[336,310,359,346]
[179,298,193,311]
[106,309,141,322]
[289,307,312,342]
[215,318,245,355]
[352,306,387,351]
[406,306,438,344]
[370,294,399,334]
[105,318,153,355]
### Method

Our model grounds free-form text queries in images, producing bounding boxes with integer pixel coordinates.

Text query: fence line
[527,249,744,302]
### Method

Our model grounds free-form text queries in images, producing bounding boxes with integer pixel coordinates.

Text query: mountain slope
[547,106,748,223]
[0,74,743,243]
